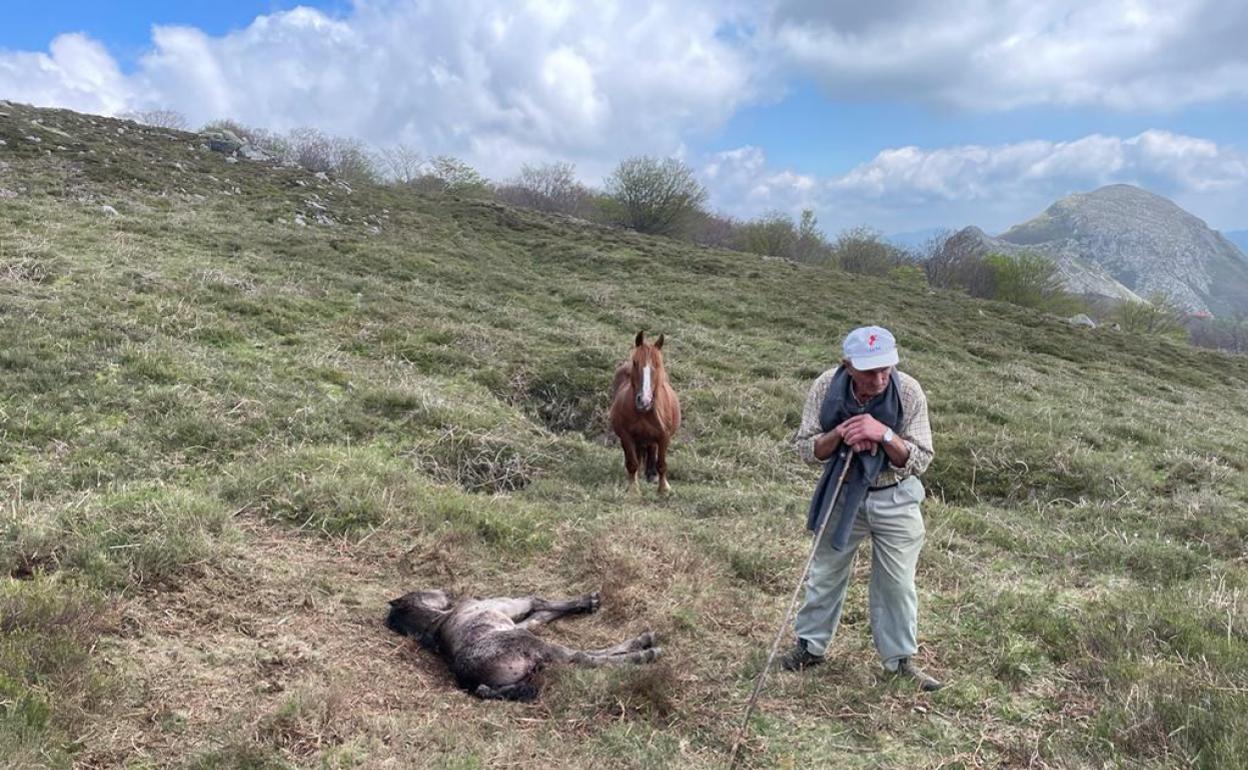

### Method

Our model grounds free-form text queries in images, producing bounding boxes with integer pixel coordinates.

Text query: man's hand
[835,423,874,455]
[840,414,887,455]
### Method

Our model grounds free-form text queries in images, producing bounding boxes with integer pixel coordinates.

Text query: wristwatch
[881,428,895,445]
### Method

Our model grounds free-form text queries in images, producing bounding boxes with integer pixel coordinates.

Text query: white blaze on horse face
[641,364,653,409]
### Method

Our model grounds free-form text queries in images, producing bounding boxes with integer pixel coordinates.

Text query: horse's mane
[650,366,678,435]
[609,361,630,403]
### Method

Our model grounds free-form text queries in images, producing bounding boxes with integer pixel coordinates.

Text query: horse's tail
[644,444,658,483]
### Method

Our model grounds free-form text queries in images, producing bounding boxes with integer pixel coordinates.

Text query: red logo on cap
[868,334,877,347]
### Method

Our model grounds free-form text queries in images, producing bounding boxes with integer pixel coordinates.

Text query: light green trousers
[794,475,926,671]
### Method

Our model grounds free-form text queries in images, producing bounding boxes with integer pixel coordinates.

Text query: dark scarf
[806,367,904,550]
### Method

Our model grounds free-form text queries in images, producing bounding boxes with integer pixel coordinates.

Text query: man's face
[843,359,892,399]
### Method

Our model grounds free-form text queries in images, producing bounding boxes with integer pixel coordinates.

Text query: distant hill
[885,227,950,252]
[938,225,1142,304]
[1226,230,1248,254]
[940,185,1248,315]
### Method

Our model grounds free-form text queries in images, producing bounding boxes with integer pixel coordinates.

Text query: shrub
[603,156,707,237]
[1112,293,1187,338]
[984,251,1083,313]
[732,209,833,262]
[734,211,798,259]
[285,127,377,183]
[495,161,594,218]
[689,211,740,249]
[410,156,492,197]
[199,120,376,181]
[1187,315,1248,353]
[829,226,911,275]
[926,247,1082,314]
[122,109,188,130]
[794,209,832,262]
[374,143,425,185]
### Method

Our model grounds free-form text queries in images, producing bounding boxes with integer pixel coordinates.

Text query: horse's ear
[655,334,664,350]
[635,330,644,347]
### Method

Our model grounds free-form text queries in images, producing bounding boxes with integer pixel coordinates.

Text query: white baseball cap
[842,325,899,370]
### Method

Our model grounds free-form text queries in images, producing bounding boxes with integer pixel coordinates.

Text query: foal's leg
[656,436,672,495]
[585,631,659,656]
[546,641,663,667]
[514,593,601,630]
[474,682,538,701]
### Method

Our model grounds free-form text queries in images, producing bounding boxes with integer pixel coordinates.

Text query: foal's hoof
[584,592,601,613]
[639,631,659,648]
[643,647,663,663]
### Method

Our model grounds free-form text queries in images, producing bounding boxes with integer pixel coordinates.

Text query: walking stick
[727,448,856,769]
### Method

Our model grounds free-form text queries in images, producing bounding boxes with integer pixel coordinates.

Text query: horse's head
[387,589,455,645]
[629,330,665,413]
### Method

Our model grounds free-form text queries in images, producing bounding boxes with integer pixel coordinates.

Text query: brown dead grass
[79,515,725,768]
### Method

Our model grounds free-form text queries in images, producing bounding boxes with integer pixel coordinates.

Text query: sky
[3,0,1248,236]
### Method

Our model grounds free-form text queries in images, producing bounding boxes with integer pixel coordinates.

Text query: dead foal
[386,589,661,700]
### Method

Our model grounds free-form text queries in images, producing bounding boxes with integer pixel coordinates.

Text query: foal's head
[629,331,666,413]
[387,589,454,646]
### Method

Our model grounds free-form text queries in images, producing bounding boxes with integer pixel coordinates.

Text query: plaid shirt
[794,367,934,486]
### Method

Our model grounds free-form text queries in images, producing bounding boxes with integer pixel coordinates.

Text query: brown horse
[610,331,681,494]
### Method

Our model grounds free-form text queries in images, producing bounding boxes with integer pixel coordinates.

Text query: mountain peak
[991,185,1248,314]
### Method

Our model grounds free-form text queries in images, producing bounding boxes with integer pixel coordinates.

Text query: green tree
[412,156,492,197]
[735,211,798,259]
[984,252,1062,309]
[496,162,593,217]
[1111,293,1188,338]
[830,226,908,275]
[603,156,708,237]
[794,209,830,262]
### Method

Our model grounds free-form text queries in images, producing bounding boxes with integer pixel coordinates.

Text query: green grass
[2,101,1248,768]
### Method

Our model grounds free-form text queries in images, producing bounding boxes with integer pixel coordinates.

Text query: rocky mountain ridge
[942,185,1248,315]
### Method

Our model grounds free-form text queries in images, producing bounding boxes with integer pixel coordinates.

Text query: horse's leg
[474,682,538,701]
[483,593,599,626]
[657,436,672,495]
[644,444,659,483]
[546,641,663,667]
[585,631,659,656]
[477,596,537,621]
[620,435,641,493]
[514,593,601,630]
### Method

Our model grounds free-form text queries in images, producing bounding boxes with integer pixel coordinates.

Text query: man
[782,325,941,691]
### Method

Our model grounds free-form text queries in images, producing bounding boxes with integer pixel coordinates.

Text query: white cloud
[0,33,131,115]
[701,146,819,211]
[833,131,1248,201]
[703,132,1248,233]
[0,1,762,180]
[769,0,1248,110]
[4,1,1248,231]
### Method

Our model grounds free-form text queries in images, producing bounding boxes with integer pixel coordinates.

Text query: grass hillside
[3,101,1248,770]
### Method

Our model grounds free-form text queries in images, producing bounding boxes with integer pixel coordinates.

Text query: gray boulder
[201,129,243,155]
[238,142,274,161]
